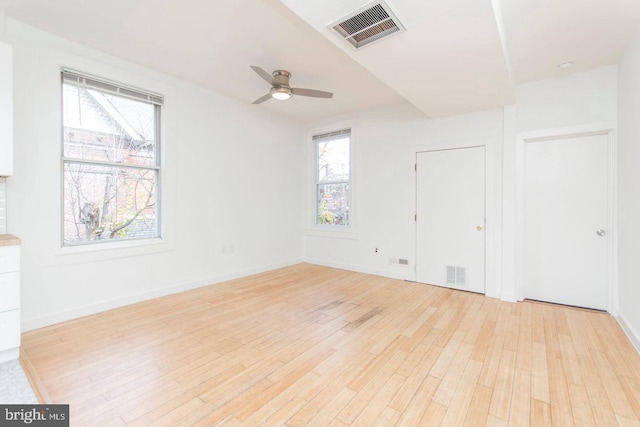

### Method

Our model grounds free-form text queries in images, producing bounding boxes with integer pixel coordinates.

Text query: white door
[524,134,609,310]
[416,147,485,293]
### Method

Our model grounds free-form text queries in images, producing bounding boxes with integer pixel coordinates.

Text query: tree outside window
[61,71,162,246]
[314,130,350,227]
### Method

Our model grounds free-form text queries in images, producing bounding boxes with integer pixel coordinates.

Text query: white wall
[516,66,618,132]
[2,19,305,330]
[617,29,640,351]
[304,103,506,298]
[304,66,619,304]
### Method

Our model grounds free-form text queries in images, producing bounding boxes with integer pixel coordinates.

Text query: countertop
[0,234,21,246]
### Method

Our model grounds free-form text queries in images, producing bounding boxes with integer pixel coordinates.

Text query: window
[314,129,350,226]
[61,70,162,246]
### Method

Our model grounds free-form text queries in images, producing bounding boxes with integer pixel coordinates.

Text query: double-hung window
[61,70,163,246]
[314,129,351,227]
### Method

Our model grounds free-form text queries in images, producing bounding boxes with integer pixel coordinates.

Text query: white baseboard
[21,258,304,332]
[615,312,640,355]
[0,347,19,363]
[302,257,410,281]
[500,293,518,303]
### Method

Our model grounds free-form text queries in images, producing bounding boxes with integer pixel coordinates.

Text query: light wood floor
[21,264,640,426]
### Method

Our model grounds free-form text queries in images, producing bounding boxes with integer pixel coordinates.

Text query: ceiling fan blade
[250,66,274,85]
[252,93,272,104]
[291,88,333,98]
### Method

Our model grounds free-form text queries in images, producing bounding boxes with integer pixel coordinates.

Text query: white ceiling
[0,0,639,122]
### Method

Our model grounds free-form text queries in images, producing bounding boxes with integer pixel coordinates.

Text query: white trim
[35,48,178,267]
[514,122,617,312]
[21,258,304,332]
[615,312,640,356]
[304,229,359,240]
[303,257,409,281]
[499,105,516,302]
[409,138,498,298]
[0,348,19,363]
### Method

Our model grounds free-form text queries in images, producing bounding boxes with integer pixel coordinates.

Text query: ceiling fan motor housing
[271,70,292,99]
[272,70,291,86]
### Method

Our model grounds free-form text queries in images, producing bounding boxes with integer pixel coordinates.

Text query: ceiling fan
[250,66,333,104]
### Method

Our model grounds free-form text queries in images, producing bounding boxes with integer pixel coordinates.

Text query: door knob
[596,229,606,237]
[476,225,484,231]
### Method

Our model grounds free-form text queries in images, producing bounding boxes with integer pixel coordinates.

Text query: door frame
[514,122,617,313]
[409,138,498,297]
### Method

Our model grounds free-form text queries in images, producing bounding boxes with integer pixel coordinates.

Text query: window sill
[304,228,359,240]
[58,237,166,255]
[46,237,174,266]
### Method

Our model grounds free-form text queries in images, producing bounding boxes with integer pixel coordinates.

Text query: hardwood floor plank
[489,349,516,421]
[590,349,637,419]
[508,368,531,426]
[304,387,356,427]
[619,376,640,420]
[440,359,482,426]
[567,383,596,427]
[17,264,640,427]
[372,407,401,427]
[530,342,550,403]
[462,383,492,427]
[530,399,552,426]
[419,401,447,426]
[432,342,474,406]
[337,350,408,425]
[478,333,506,388]
[350,373,405,427]
[578,353,619,427]
[389,342,441,412]
[395,375,441,426]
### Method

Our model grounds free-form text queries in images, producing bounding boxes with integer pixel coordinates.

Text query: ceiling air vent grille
[330,1,405,49]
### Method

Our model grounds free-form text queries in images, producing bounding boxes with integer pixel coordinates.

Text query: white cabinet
[0,242,19,362]
[0,41,12,176]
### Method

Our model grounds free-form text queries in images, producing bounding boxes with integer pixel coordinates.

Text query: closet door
[416,147,485,294]
[524,134,609,310]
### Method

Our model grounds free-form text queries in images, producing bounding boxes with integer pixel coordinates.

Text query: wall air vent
[329,1,405,49]
[446,265,467,287]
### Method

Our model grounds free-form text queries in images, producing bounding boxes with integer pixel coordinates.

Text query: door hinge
[414,163,417,171]
[414,214,417,221]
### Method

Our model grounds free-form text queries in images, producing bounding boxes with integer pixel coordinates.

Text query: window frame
[60,68,164,247]
[313,128,352,229]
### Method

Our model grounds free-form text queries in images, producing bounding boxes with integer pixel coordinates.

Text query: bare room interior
[0,0,640,425]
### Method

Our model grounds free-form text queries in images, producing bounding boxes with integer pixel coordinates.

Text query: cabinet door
[0,246,19,273]
[0,272,19,312]
[0,310,20,351]
[0,41,12,176]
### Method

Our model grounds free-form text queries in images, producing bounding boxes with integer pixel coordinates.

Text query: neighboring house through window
[314,129,351,227]
[61,70,163,246]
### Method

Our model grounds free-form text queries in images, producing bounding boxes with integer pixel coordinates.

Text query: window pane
[63,162,158,245]
[317,137,349,182]
[63,83,157,167]
[317,183,350,226]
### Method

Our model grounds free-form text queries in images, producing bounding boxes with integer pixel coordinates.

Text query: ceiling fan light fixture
[270,87,292,100]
